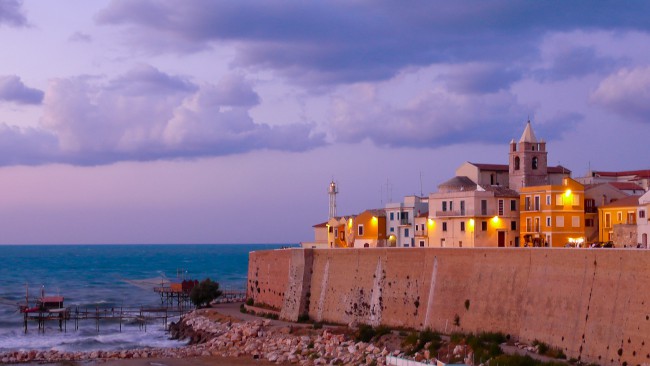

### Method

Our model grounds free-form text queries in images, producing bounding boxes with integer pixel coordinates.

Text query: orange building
[519,177,585,247]
[598,195,641,246]
[352,209,386,248]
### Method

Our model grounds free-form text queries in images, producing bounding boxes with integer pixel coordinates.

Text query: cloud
[0,65,325,166]
[0,75,44,104]
[534,46,619,81]
[95,1,650,85]
[0,0,27,27]
[68,31,93,43]
[331,85,530,148]
[590,66,650,123]
[442,63,523,94]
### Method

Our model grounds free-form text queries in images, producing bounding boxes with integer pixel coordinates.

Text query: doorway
[498,231,505,247]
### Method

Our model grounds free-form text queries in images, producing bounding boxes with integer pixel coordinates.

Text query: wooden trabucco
[23,306,190,334]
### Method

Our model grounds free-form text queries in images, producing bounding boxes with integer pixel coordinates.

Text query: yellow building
[519,177,585,247]
[353,209,387,248]
[598,195,641,246]
[327,216,356,248]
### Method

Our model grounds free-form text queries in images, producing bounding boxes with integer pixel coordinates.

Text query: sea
[0,244,293,353]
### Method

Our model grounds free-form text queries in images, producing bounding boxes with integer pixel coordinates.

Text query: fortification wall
[248,248,650,366]
[247,248,293,310]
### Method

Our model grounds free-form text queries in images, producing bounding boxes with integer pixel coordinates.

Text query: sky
[0,1,649,244]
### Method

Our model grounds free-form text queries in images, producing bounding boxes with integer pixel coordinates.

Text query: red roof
[312,222,328,228]
[593,169,650,178]
[609,182,644,191]
[602,195,641,208]
[470,162,571,174]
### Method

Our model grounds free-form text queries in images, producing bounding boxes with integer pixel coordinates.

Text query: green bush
[356,324,376,342]
[190,278,223,308]
[239,304,246,313]
[533,340,550,355]
[246,298,254,306]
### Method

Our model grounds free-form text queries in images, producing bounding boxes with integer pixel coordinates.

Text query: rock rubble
[0,311,393,365]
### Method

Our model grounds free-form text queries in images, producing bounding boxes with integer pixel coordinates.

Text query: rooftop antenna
[419,171,424,197]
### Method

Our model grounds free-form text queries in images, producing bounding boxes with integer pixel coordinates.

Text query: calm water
[0,244,292,353]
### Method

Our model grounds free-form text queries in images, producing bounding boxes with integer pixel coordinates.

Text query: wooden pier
[23,305,190,334]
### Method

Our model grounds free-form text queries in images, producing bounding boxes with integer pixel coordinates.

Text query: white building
[385,195,428,247]
[639,190,650,248]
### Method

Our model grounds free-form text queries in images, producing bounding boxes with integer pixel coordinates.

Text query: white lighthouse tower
[328,180,338,219]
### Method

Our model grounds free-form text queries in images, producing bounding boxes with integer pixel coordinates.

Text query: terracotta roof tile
[602,195,641,208]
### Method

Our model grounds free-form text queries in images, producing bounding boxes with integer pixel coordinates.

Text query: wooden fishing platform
[23,305,190,334]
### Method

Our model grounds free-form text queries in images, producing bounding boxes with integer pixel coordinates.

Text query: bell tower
[509,120,548,191]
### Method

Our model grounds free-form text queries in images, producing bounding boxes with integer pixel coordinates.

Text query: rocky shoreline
[0,310,396,365]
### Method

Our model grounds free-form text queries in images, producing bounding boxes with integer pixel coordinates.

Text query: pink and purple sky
[0,1,649,244]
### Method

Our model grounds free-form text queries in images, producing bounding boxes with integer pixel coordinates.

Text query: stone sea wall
[248,247,650,366]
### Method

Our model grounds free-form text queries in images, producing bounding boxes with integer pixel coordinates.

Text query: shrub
[239,304,246,313]
[297,313,310,323]
[246,298,254,306]
[374,325,392,338]
[356,324,376,342]
[190,278,223,308]
[533,340,550,355]
[313,322,323,330]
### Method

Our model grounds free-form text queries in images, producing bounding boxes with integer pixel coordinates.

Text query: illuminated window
[556,194,563,206]
[572,194,580,206]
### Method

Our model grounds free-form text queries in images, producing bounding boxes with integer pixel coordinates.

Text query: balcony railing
[399,218,411,225]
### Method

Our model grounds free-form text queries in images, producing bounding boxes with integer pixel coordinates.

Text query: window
[572,216,580,228]
[396,212,400,220]
[640,210,646,219]
[605,213,611,228]
[514,156,520,170]
[329,226,333,233]
[534,217,540,232]
[617,212,622,222]
[482,221,487,231]
[546,195,551,206]
[546,217,551,227]
[442,222,448,232]
[534,196,540,211]
[498,199,504,216]
[334,228,338,236]
[390,227,394,232]
[405,228,410,237]
[526,218,532,232]
[442,201,447,212]
[460,201,465,216]
[510,220,516,231]
[460,222,465,232]
[525,196,531,211]
[556,194,563,206]
[390,212,394,221]
[358,225,364,236]
[450,201,454,211]
[572,194,580,206]
[339,231,345,240]
[481,200,487,215]
[510,199,517,211]
[627,212,635,224]
[585,218,594,227]
[532,156,538,170]
[419,240,425,247]
[556,216,564,227]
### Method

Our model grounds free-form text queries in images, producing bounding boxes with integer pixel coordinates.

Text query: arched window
[532,157,538,170]
[514,156,520,170]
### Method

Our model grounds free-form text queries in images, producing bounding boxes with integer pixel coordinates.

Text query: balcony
[435,210,462,217]
[399,218,411,225]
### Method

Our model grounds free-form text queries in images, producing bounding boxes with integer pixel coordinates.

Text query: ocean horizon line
[0,242,299,246]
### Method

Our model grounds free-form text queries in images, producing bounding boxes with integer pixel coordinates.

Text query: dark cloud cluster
[0,0,27,27]
[0,66,324,166]
[0,75,44,104]
[533,46,620,82]
[95,1,650,85]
